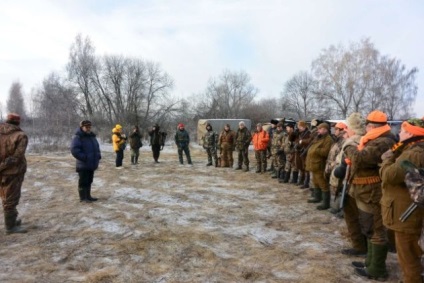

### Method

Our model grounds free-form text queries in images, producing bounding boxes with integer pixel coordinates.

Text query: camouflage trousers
[254,150,267,173]
[206,147,218,164]
[221,143,233,167]
[271,150,285,173]
[0,173,24,216]
[237,148,249,167]
[284,153,297,173]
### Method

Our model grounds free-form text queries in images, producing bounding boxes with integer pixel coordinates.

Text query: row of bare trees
[2,36,419,147]
[281,38,418,120]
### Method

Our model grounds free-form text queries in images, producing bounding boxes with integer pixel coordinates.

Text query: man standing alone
[0,113,28,234]
[175,123,192,165]
[71,120,102,203]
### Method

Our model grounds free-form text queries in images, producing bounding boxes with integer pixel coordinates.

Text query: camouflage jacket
[203,130,218,149]
[271,130,285,154]
[325,135,345,176]
[0,122,28,175]
[305,133,333,172]
[283,132,295,154]
[235,127,252,151]
[380,140,424,233]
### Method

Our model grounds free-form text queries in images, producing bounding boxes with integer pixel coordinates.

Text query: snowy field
[0,144,402,282]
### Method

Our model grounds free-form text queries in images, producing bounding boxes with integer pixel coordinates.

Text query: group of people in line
[200,112,424,282]
[1,110,424,283]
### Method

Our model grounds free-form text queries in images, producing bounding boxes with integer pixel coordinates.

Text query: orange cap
[401,117,424,136]
[335,122,347,130]
[366,110,387,124]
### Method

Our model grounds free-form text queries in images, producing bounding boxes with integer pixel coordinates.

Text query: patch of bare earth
[0,146,401,282]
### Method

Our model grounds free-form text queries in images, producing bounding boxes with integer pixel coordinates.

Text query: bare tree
[196,70,258,118]
[280,71,319,120]
[7,81,27,119]
[242,97,280,126]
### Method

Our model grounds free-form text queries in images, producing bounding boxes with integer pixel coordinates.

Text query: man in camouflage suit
[0,113,28,234]
[344,110,397,281]
[235,121,252,172]
[202,123,218,167]
[270,123,286,179]
[280,122,297,183]
[218,124,236,168]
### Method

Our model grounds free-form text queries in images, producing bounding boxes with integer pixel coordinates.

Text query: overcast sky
[1,0,423,118]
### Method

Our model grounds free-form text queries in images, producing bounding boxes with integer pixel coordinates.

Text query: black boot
[243,165,249,172]
[278,170,285,182]
[80,187,92,203]
[4,212,27,235]
[235,164,242,170]
[135,156,139,164]
[297,171,305,186]
[87,187,98,202]
[300,172,310,189]
[281,171,290,183]
[290,171,299,184]
[317,191,330,210]
[307,188,322,203]
[131,156,135,165]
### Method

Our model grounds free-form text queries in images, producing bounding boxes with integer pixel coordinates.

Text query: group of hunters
[1,110,424,283]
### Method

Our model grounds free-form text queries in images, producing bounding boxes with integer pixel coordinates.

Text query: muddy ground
[0,146,402,282]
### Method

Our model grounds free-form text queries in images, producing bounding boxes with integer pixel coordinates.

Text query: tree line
[2,35,418,146]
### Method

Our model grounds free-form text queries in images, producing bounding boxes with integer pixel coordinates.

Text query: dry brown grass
[0,146,402,282]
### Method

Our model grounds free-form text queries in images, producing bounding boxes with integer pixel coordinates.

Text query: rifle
[399,203,418,222]
[339,162,351,210]
[399,160,424,222]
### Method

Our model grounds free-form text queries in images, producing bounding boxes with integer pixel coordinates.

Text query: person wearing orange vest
[380,117,424,283]
[344,110,397,281]
[252,123,270,173]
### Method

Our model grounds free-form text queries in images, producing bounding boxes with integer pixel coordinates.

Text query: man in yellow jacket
[112,124,127,169]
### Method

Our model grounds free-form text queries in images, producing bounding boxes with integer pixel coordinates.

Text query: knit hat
[115,124,122,130]
[297,120,307,128]
[80,120,92,127]
[402,117,424,136]
[335,122,347,130]
[239,121,245,126]
[366,110,387,125]
[6,113,21,125]
[346,112,366,136]
[317,122,329,130]
[178,123,184,128]
[285,122,295,129]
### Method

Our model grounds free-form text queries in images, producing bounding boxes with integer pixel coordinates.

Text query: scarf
[357,124,391,151]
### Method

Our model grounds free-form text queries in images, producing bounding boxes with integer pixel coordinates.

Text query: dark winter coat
[129,131,143,150]
[175,129,190,148]
[71,128,101,172]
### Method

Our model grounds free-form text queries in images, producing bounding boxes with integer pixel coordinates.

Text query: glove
[381,149,394,161]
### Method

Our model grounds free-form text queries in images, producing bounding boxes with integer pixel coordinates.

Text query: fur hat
[6,113,21,125]
[80,120,92,127]
[297,120,307,128]
[317,122,329,130]
[346,112,366,136]
[285,122,295,129]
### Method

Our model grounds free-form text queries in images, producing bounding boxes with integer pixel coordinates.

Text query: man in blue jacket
[71,120,102,203]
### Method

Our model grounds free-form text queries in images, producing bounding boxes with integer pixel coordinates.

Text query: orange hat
[401,117,424,136]
[366,110,387,124]
[335,122,347,130]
